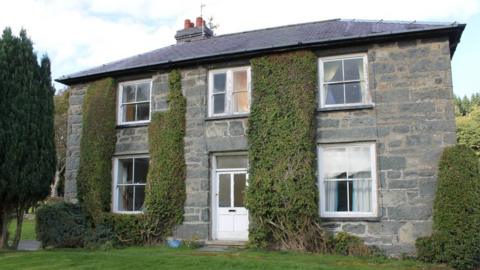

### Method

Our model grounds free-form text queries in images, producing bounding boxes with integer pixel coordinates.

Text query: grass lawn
[0,219,450,269]
[0,246,450,270]
[7,218,36,241]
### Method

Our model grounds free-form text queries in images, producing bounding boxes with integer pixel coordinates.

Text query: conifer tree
[0,28,56,249]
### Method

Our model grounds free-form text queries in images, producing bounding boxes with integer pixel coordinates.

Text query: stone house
[57,18,465,255]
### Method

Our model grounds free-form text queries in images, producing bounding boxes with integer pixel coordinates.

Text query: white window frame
[112,155,149,214]
[317,143,378,218]
[318,53,371,108]
[117,79,152,125]
[210,152,249,240]
[208,66,251,117]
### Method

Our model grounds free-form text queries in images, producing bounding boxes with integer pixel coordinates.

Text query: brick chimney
[175,16,213,43]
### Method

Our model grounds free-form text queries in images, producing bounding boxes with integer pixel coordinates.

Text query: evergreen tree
[462,95,471,115]
[470,93,480,107]
[0,28,56,249]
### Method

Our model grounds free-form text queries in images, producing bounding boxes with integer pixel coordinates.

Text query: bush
[416,145,480,269]
[416,233,449,263]
[36,202,87,248]
[103,214,144,245]
[36,202,146,248]
[330,232,375,257]
[77,78,117,221]
[83,222,116,250]
[246,51,326,251]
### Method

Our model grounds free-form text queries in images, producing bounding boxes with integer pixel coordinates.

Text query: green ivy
[77,78,117,221]
[143,69,186,243]
[246,51,326,251]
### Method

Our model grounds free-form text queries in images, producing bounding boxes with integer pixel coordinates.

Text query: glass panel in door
[233,173,247,207]
[218,174,231,207]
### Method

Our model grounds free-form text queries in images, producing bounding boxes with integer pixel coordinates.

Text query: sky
[0,0,479,96]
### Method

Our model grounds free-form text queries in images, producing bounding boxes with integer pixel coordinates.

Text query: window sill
[116,122,150,129]
[111,211,144,215]
[205,114,249,121]
[317,104,374,112]
[320,215,381,222]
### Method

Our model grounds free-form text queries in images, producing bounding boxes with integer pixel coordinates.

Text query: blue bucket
[167,239,182,248]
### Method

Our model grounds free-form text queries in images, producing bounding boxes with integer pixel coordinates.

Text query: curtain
[323,61,341,82]
[357,59,366,103]
[325,181,338,211]
[352,180,371,212]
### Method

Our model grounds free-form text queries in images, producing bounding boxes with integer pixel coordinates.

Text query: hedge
[246,51,326,251]
[36,202,87,248]
[76,78,117,221]
[416,145,480,269]
[143,69,186,243]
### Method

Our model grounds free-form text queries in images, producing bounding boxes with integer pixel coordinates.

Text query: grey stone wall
[205,118,248,152]
[174,67,210,239]
[318,38,455,255]
[152,73,169,112]
[64,84,88,202]
[115,127,148,155]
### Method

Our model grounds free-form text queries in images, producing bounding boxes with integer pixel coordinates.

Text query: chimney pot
[175,16,213,43]
[184,19,192,29]
[196,17,204,27]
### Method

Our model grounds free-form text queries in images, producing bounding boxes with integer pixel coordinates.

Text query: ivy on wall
[246,51,326,251]
[77,78,117,222]
[74,71,187,245]
[143,69,187,243]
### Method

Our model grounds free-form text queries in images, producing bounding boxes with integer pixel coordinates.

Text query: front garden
[0,215,453,270]
[0,245,451,270]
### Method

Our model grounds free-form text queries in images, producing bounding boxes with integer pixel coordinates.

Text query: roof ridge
[210,18,342,39]
[339,18,459,26]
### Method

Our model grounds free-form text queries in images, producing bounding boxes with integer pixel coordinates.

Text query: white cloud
[0,0,478,88]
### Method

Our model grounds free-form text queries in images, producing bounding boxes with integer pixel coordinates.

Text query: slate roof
[57,19,465,85]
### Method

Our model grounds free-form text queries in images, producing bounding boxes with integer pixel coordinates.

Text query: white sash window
[318,143,378,218]
[319,54,371,108]
[208,67,251,117]
[117,79,152,125]
[113,156,149,213]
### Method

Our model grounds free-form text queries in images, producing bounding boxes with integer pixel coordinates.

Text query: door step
[205,240,247,246]
[200,240,247,251]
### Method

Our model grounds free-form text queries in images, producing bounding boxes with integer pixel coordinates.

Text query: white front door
[214,170,249,240]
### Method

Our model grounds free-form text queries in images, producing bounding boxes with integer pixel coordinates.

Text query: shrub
[77,78,117,221]
[416,145,480,269]
[246,51,326,251]
[330,232,374,257]
[143,69,186,243]
[36,202,87,248]
[416,233,449,263]
[83,222,116,250]
[102,214,144,245]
